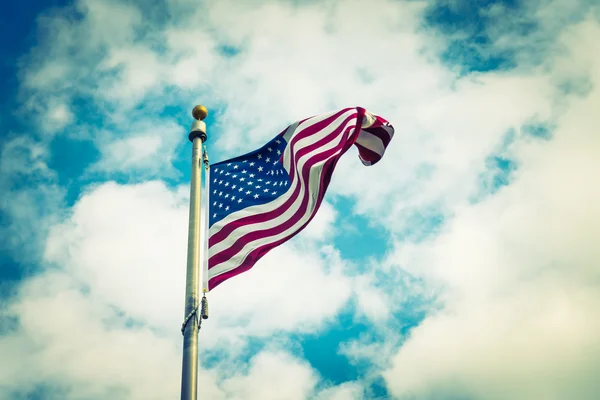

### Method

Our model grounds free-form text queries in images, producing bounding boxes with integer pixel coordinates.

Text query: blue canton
[209,136,291,227]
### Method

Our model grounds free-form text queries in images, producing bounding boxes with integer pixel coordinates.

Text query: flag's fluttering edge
[207,107,394,290]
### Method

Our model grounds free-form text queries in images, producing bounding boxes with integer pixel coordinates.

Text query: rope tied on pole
[180,291,209,335]
[181,306,199,335]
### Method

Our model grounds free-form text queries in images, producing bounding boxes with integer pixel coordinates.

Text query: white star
[231,196,236,201]
[267,147,273,152]
[279,182,283,186]
[219,180,223,184]
[275,139,281,144]
[213,201,217,206]
[219,191,223,196]
[240,177,245,182]
[243,160,248,163]
[242,170,247,174]
[258,179,263,182]
[218,203,223,208]
[284,181,288,185]
[239,187,244,192]
[232,175,237,178]
[266,157,271,162]
[226,172,230,176]
[233,165,239,169]
[225,194,229,198]
[277,150,281,155]
[272,191,277,195]
[249,162,255,166]
[214,168,219,172]
[247,181,253,186]
[257,154,263,159]
[258,166,263,172]
[273,160,278,165]
[232,185,236,189]
[213,190,217,194]
[263,189,268,192]
[213,179,217,183]
[225,206,230,211]
[219,170,224,174]
[227,163,231,166]
[255,185,261,189]
[266,181,271,185]
[249,174,255,178]
[224,182,229,187]
[246,190,251,195]
[237,199,242,203]
[254,194,259,199]
[213,213,216,218]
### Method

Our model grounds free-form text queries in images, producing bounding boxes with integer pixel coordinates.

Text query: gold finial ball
[192,105,208,121]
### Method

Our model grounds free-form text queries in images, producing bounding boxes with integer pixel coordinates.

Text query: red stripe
[284,110,355,193]
[208,123,353,268]
[208,112,357,248]
[355,142,381,164]
[287,109,351,160]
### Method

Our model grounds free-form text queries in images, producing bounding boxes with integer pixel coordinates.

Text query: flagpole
[180,105,208,400]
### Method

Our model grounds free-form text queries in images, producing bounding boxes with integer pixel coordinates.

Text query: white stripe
[283,109,355,173]
[282,121,299,142]
[209,127,353,279]
[208,117,356,257]
[381,125,395,140]
[208,110,357,242]
[355,130,386,156]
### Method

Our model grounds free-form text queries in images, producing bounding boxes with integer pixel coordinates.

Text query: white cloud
[47,102,74,132]
[352,274,391,323]
[89,120,185,177]
[381,15,600,400]
[313,382,364,400]
[0,271,185,399]
[0,270,347,400]
[44,181,189,332]
[221,351,317,400]
[99,47,165,105]
[300,200,338,241]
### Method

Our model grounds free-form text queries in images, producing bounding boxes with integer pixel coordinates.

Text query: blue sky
[1,0,600,399]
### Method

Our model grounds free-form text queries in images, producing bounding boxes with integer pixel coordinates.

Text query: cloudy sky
[1,0,599,399]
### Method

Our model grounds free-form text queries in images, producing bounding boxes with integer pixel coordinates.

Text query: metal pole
[181,105,208,400]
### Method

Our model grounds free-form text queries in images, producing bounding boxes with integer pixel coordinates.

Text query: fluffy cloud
[89,120,186,178]
[382,15,600,400]
[220,351,317,400]
[0,271,347,399]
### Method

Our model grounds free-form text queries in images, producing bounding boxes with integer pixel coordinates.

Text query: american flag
[207,107,394,290]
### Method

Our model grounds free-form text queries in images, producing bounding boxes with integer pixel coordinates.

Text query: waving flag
[207,107,394,290]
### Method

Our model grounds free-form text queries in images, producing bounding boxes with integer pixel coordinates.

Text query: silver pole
[181,105,208,400]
